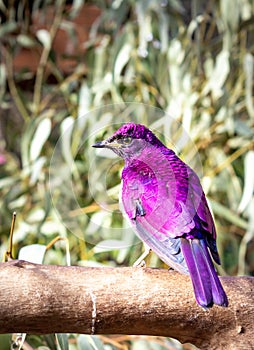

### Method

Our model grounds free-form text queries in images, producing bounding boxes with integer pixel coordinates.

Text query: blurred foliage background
[1,0,254,349]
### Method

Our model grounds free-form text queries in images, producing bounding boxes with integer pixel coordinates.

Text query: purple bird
[93,123,228,308]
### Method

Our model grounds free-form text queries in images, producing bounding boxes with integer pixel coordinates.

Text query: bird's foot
[133,247,152,267]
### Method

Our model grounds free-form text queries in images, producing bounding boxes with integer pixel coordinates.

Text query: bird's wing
[135,218,189,274]
[185,169,221,265]
[186,170,216,238]
[121,173,189,274]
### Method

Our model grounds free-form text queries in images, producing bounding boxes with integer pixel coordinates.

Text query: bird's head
[92,123,164,159]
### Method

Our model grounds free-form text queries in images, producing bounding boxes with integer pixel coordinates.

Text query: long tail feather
[180,237,228,308]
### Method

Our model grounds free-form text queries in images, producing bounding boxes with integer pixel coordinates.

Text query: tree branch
[0,260,253,349]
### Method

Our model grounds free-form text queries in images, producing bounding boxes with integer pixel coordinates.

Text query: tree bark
[0,260,253,349]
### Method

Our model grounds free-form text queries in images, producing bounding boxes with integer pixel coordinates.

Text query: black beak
[92,141,106,148]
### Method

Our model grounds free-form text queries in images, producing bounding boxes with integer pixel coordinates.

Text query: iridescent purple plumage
[93,123,228,308]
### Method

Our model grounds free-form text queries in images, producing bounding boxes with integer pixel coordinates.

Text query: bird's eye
[119,137,132,145]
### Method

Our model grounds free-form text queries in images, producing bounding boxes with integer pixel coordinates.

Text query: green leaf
[30,156,47,185]
[60,117,75,168]
[30,118,51,162]
[77,335,104,350]
[18,244,47,264]
[0,334,11,350]
[56,333,69,350]
[17,34,37,48]
[209,198,248,229]
[93,239,128,253]
[113,42,132,84]
[36,29,51,49]
[69,0,84,19]
[0,63,6,89]
[0,176,18,189]
[203,50,230,99]
[238,150,254,213]
[244,53,254,119]
[0,21,18,37]
[21,118,39,168]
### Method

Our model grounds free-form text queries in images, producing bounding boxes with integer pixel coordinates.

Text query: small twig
[206,139,254,178]
[32,0,66,116]
[39,64,87,113]
[3,212,17,261]
[3,47,30,122]
[133,246,152,267]
[46,236,70,266]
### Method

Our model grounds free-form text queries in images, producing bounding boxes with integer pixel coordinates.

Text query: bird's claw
[133,258,147,268]
[133,246,152,267]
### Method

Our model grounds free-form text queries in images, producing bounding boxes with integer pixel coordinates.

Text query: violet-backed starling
[93,123,228,308]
